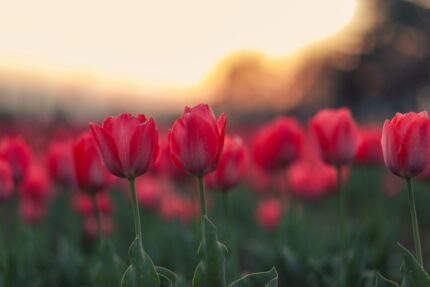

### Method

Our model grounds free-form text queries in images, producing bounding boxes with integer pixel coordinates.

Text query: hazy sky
[0,0,357,91]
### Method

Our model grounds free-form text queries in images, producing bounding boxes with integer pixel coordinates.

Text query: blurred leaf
[192,216,228,287]
[156,266,177,287]
[92,239,125,287]
[228,267,278,287]
[375,272,399,287]
[398,243,430,286]
[121,237,160,287]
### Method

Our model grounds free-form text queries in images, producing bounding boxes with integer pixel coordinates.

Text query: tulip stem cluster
[198,176,207,218]
[128,178,143,240]
[406,178,423,266]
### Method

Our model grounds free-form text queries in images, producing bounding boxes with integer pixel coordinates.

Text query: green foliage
[121,238,160,287]
[398,244,430,287]
[228,268,278,287]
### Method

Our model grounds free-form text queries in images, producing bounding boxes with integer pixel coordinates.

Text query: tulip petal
[89,123,123,177]
[382,120,403,177]
[402,118,429,177]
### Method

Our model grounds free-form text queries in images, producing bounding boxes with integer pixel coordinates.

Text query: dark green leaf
[92,239,125,287]
[375,272,399,287]
[192,216,228,287]
[228,267,278,287]
[398,243,430,287]
[121,238,160,287]
[156,266,177,287]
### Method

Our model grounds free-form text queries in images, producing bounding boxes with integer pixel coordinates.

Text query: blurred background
[1,0,429,124]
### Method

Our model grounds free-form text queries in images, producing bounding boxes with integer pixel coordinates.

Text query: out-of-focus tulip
[135,175,163,209]
[206,135,248,191]
[255,198,283,231]
[0,136,32,186]
[84,214,114,238]
[382,112,430,178]
[73,132,113,194]
[90,113,160,179]
[19,164,52,224]
[0,160,13,202]
[72,192,115,217]
[355,126,383,166]
[310,108,359,166]
[252,117,304,171]
[288,160,337,200]
[159,192,199,224]
[46,140,76,186]
[152,141,189,182]
[168,103,226,176]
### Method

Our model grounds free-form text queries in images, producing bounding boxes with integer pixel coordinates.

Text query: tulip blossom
[168,103,226,176]
[0,136,32,186]
[90,113,160,179]
[0,159,14,202]
[252,117,304,171]
[355,126,383,166]
[206,135,248,191]
[46,140,76,185]
[310,108,359,166]
[382,112,430,179]
[73,132,113,194]
[255,198,283,231]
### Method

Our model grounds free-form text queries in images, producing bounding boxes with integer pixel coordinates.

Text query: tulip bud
[255,198,283,231]
[382,112,430,178]
[355,126,383,166]
[168,103,226,176]
[46,140,76,186]
[90,113,160,179]
[310,108,359,166]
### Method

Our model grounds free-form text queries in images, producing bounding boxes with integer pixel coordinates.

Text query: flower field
[1,104,430,286]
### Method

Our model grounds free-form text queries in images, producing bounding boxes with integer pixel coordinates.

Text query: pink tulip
[310,108,359,166]
[355,126,383,166]
[382,112,430,178]
[168,103,226,176]
[90,113,160,179]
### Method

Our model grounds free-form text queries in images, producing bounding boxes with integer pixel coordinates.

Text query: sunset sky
[0,0,358,95]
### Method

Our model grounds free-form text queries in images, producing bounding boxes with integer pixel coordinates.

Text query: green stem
[129,177,143,240]
[222,192,239,278]
[406,178,423,266]
[91,193,103,240]
[198,176,207,218]
[337,166,347,254]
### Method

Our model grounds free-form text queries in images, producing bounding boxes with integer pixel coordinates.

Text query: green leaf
[121,238,160,287]
[398,243,430,286]
[375,272,399,287]
[228,267,278,287]
[192,216,228,287]
[156,266,177,287]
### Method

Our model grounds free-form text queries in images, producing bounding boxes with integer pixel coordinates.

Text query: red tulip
[288,160,337,200]
[46,140,76,185]
[90,113,160,179]
[168,103,226,176]
[310,108,359,166]
[382,112,430,178]
[0,159,14,202]
[355,126,383,166]
[255,198,283,231]
[252,117,304,171]
[206,135,248,191]
[0,136,32,186]
[73,132,113,193]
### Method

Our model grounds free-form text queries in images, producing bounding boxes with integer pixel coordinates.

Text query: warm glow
[0,0,357,91]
